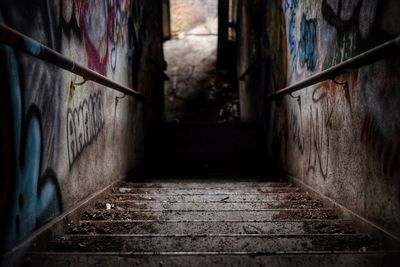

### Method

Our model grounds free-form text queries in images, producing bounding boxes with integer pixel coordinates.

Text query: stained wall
[0,0,163,252]
[237,0,400,239]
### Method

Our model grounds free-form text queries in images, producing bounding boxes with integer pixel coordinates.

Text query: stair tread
[31,180,391,266]
[93,200,324,210]
[67,220,355,235]
[112,188,301,194]
[81,209,339,221]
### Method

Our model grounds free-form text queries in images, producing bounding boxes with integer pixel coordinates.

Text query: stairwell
[24,124,399,266]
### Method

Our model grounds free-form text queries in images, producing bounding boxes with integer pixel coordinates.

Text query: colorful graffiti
[63,0,134,75]
[0,0,138,252]
[109,0,131,73]
[0,0,165,255]
[284,0,319,80]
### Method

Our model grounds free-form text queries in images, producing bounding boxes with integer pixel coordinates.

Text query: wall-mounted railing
[0,23,145,101]
[268,36,400,100]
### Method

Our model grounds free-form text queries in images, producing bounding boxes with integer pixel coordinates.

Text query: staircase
[26,178,398,266]
[24,123,399,266]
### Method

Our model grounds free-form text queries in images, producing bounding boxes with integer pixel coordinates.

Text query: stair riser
[47,235,376,252]
[107,193,312,202]
[82,210,338,221]
[25,253,400,267]
[114,188,301,194]
[119,182,292,188]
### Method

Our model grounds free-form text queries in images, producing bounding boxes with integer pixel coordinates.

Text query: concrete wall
[0,0,163,253]
[170,0,217,34]
[237,0,400,239]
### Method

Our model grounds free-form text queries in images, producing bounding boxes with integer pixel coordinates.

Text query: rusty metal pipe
[0,23,145,101]
[269,36,400,99]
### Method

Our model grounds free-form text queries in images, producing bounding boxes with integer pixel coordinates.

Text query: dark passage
[164,0,239,122]
[1,0,400,266]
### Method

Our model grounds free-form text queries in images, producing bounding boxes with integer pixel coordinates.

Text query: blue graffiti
[298,15,318,71]
[0,13,62,252]
[285,0,299,67]
[23,37,42,56]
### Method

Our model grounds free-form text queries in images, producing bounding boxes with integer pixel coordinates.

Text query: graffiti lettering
[67,91,105,167]
[306,106,330,179]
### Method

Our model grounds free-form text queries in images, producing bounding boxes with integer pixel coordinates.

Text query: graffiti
[0,11,62,251]
[67,91,105,167]
[109,0,131,73]
[321,0,363,69]
[75,0,110,75]
[298,15,317,71]
[322,31,356,69]
[284,0,318,78]
[57,0,82,43]
[284,0,299,68]
[321,0,363,34]
[306,106,330,179]
[0,0,153,253]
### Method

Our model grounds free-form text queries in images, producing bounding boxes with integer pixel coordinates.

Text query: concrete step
[27,179,395,266]
[67,220,356,235]
[25,252,400,267]
[113,187,301,194]
[94,200,323,210]
[106,192,313,202]
[45,234,381,253]
[81,209,338,221]
[118,181,293,188]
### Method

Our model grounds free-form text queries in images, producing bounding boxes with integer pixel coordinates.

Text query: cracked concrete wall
[237,0,400,239]
[0,0,163,252]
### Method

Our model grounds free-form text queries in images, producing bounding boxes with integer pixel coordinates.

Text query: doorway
[163,0,239,123]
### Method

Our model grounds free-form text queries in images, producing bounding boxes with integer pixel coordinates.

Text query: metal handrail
[0,23,145,101]
[269,36,400,99]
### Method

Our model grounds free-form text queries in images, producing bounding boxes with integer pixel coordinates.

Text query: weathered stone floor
[25,179,399,266]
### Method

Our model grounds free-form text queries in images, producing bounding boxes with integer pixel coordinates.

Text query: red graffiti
[75,0,110,75]
[72,0,132,75]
